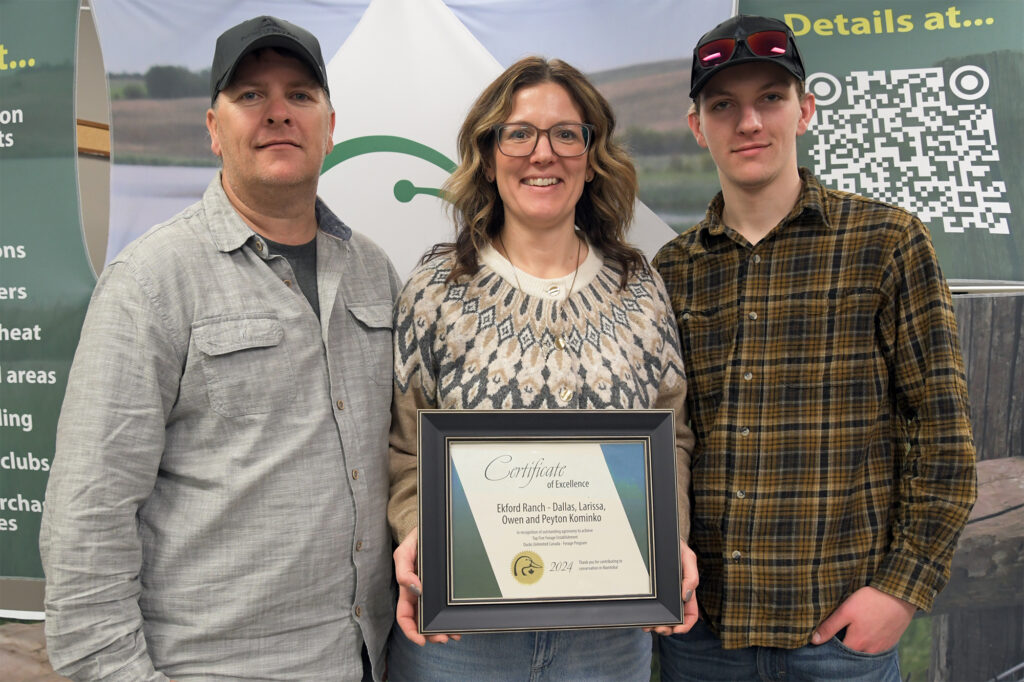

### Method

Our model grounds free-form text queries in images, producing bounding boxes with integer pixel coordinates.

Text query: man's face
[688,61,814,194]
[206,49,335,198]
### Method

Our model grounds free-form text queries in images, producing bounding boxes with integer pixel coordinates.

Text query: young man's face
[206,49,335,198]
[688,61,814,195]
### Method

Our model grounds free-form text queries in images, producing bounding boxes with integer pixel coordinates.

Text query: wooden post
[928,295,1024,682]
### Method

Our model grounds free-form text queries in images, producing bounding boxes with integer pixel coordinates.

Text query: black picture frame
[417,409,682,634]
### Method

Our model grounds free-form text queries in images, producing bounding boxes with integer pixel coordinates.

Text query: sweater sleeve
[387,270,439,543]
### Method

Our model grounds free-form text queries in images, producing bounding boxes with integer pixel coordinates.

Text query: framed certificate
[417,409,682,634]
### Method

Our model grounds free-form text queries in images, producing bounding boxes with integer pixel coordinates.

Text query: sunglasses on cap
[696,30,791,69]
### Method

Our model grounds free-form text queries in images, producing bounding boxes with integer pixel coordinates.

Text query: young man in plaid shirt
[653,14,976,681]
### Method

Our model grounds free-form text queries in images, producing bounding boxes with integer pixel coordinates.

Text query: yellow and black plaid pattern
[653,170,976,650]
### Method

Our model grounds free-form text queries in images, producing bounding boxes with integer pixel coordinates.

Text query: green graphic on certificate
[448,440,652,602]
[450,466,502,599]
[602,442,651,568]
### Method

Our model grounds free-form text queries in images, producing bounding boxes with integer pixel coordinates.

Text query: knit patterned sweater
[386,244,695,544]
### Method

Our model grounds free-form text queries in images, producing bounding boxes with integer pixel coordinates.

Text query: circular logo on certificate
[511,551,544,585]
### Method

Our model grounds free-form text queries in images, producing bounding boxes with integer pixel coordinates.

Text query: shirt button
[559,387,574,402]
[681,312,691,321]
[555,336,566,350]
[254,241,264,252]
[352,469,359,480]
[354,605,362,618]
[731,550,742,560]
[748,311,758,320]
[740,427,750,437]
[736,490,746,499]
[356,540,363,551]
[336,399,345,410]
[743,371,753,381]
[752,254,762,264]
[284,279,292,286]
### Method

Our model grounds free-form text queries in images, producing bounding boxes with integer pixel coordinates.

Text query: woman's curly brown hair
[426,56,646,289]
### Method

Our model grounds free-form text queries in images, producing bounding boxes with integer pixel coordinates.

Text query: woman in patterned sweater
[387,56,697,681]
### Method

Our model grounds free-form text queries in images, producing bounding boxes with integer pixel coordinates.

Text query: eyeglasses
[493,123,594,157]
[696,30,790,69]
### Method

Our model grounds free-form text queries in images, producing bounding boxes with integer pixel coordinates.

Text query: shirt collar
[202,173,352,254]
[697,167,833,249]
[793,168,832,229]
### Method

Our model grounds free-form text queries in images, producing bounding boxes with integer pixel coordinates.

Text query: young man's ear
[796,92,816,136]
[687,107,708,149]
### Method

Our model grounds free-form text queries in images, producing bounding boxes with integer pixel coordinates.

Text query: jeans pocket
[829,635,899,659]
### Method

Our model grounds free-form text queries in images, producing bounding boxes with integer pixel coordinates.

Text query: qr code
[806,67,1010,234]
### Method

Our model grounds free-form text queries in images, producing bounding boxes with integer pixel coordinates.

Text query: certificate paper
[449,440,652,602]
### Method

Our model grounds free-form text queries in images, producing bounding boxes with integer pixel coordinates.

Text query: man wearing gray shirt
[39,16,398,681]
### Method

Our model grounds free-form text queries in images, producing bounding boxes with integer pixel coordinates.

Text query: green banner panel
[0,0,93,590]
[741,0,1024,284]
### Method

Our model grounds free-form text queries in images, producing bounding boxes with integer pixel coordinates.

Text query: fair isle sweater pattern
[393,253,687,412]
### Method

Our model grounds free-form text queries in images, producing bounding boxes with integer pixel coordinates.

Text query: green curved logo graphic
[322,135,456,203]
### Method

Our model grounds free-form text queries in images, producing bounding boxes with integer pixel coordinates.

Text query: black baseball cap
[210,15,329,103]
[689,15,804,99]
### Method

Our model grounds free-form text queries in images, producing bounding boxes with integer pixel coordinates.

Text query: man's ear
[206,108,222,157]
[796,92,816,136]
[687,108,708,149]
[326,109,336,155]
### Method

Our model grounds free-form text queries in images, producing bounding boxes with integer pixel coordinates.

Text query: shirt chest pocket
[678,306,737,400]
[348,302,394,386]
[776,294,879,388]
[192,316,296,417]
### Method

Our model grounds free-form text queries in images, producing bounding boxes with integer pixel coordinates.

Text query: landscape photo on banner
[743,0,1024,286]
[91,0,733,278]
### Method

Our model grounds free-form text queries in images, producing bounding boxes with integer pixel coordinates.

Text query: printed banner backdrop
[90,0,733,279]
[0,0,94,615]
[742,0,1024,287]
[0,0,735,617]
[0,3,1011,677]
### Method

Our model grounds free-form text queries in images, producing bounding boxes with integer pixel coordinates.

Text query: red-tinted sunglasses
[696,30,790,68]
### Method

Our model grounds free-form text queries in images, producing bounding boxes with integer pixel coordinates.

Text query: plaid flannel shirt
[653,169,976,650]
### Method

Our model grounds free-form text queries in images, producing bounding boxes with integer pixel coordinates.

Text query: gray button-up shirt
[40,176,400,681]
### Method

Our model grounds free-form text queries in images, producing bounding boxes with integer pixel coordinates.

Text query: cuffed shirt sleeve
[39,262,181,681]
[650,270,695,542]
[870,217,977,611]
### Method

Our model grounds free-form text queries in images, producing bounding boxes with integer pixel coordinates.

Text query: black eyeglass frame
[491,123,596,158]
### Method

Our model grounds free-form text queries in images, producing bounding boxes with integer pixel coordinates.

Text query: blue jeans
[387,623,651,681]
[658,620,901,682]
